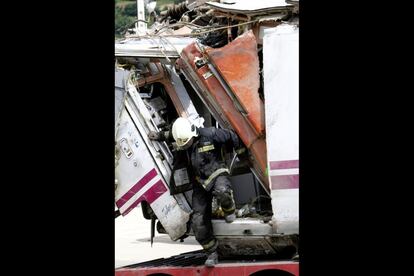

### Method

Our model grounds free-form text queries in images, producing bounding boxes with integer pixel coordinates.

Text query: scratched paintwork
[206,30,265,135]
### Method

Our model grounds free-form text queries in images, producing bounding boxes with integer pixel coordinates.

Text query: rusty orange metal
[178,38,269,190]
[206,30,265,136]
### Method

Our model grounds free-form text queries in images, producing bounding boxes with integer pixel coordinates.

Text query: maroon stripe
[116,168,157,208]
[269,160,299,170]
[144,180,168,204]
[271,174,299,189]
[122,180,167,216]
[121,196,143,216]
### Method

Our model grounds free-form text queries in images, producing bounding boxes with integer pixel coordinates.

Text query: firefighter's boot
[224,212,236,223]
[205,251,219,267]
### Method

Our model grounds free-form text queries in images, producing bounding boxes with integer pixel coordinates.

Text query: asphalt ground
[115,205,202,268]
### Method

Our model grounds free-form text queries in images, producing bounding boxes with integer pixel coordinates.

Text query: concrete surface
[115,205,202,268]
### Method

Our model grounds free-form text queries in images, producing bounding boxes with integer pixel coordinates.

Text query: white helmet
[172,117,198,147]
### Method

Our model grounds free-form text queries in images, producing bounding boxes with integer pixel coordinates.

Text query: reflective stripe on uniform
[198,144,215,153]
[201,168,229,189]
[201,238,218,251]
[222,206,235,213]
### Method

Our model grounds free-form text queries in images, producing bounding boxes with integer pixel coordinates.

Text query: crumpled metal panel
[206,30,265,135]
[178,40,269,191]
[115,68,130,131]
[206,0,292,14]
[115,37,195,58]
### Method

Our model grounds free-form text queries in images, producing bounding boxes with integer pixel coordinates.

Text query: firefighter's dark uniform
[152,126,241,253]
[190,127,240,252]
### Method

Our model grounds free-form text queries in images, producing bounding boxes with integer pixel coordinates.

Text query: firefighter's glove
[148,131,161,141]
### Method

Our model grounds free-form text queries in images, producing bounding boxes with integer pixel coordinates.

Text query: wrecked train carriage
[156,0,296,47]
[115,0,298,257]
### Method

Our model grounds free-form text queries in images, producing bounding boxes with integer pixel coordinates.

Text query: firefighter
[148,117,246,267]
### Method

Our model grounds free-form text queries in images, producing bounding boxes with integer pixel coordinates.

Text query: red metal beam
[116,261,299,276]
